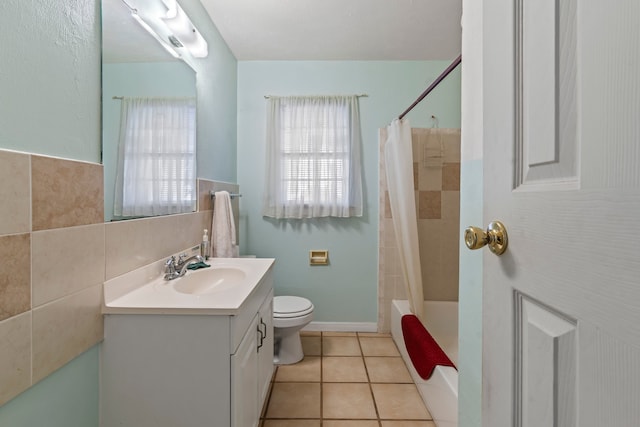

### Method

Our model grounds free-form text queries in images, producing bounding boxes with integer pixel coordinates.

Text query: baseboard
[302,321,378,333]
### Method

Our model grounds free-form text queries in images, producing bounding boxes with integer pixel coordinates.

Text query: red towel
[401,314,456,380]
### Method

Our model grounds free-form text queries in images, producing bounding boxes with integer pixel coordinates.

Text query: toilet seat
[274,296,314,318]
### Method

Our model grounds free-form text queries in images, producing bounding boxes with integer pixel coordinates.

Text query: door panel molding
[515,0,579,191]
[514,291,577,427]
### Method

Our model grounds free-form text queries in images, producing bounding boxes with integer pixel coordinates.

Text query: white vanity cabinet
[100,264,274,427]
[231,291,273,427]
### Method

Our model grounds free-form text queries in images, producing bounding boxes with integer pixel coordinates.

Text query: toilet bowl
[273,296,314,365]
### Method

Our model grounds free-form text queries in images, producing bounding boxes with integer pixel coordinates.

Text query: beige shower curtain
[382,119,425,321]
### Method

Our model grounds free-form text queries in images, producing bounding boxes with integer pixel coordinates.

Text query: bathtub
[391,299,458,427]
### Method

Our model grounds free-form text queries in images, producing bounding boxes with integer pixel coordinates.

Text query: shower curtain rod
[398,54,462,120]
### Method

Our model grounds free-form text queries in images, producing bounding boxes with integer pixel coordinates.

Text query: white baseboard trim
[302,321,378,333]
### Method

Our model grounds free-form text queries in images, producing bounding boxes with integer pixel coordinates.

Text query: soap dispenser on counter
[200,229,210,260]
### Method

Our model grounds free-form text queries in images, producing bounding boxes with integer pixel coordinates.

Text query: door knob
[464,221,508,255]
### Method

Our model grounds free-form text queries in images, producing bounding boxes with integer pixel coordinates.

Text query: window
[113,97,196,218]
[262,95,363,219]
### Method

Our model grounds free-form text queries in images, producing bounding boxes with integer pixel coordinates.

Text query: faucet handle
[177,253,189,266]
[164,256,177,273]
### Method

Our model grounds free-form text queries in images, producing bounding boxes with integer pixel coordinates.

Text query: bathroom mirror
[102,0,197,221]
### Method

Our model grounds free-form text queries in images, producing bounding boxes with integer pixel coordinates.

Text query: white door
[478,0,640,426]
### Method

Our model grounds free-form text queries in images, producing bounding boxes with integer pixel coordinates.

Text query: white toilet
[273,296,314,365]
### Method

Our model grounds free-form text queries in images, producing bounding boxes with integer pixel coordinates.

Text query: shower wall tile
[442,131,462,163]
[378,129,460,332]
[32,224,105,307]
[0,151,30,235]
[31,155,103,231]
[0,233,31,322]
[0,312,31,406]
[418,164,443,191]
[441,191,461,223]
[442,163,461,191]
[32,284,103,383]
[418,191,441,219]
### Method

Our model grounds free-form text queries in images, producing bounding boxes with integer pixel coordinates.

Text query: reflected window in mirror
[113,96,196,218]
[102,0,198,221]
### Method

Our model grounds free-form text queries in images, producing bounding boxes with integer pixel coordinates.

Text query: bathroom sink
[172,267,247,295]
[103,257,275,314]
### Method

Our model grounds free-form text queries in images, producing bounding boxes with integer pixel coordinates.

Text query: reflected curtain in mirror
[113,97,196,218]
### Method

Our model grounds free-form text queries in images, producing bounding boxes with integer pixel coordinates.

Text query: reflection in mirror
[102,0,198,221]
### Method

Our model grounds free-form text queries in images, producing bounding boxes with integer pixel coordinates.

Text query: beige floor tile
[302,336,322,356]
[323,331,357,337]
[323,357,368,382]
[358,332,392,338]
[323,383,377,419]
[275,356,321,382]
[323,336,362,356]
[381,422,436,427]
[372,384,431,420]
[301,331,321,336]
[263,421,321,427]
[323,421,379,427]
[365,357,413,383]
[265,383,321,419]
[359,337,400,356]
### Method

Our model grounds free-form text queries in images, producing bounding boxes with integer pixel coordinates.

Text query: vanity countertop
[103,257,275,315]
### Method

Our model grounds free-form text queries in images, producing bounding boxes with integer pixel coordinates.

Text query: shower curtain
[383,119,425,321]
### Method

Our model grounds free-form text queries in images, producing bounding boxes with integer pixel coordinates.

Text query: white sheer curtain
[262,95,363,219]
[383,119,425,321]
[113,97,196,218]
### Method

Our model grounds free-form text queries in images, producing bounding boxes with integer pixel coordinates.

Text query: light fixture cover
[162,0,208,58]
[131,11,181,59]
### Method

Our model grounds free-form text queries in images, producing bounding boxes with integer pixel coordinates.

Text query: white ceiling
[200,0,462,61]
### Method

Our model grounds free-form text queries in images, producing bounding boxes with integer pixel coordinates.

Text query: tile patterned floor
[260,332,436,427]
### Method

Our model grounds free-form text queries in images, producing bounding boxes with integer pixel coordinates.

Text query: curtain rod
[264,94,368,99]
[398,54,462,120]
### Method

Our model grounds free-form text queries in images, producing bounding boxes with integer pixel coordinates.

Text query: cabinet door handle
[260,319,267,340]
[257,324,264,350]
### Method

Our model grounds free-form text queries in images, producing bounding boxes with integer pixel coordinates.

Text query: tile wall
[0,149,222,406]
[378,129,461,332]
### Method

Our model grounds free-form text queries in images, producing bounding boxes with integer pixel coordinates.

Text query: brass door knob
[464,221,508,255]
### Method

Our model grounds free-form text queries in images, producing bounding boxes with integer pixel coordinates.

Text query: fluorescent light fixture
[162,0,208,58]
[131,11,181,59]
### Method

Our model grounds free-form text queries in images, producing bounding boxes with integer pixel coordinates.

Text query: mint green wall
[458,159,483,426]
[102,62,197,221]
[0,347,99,427]
[179,0,238,183]
[0,0,101,162]
[237,61,461,322]
[459,1,483,424]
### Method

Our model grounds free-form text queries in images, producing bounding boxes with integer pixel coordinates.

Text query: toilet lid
[274,296,314,318]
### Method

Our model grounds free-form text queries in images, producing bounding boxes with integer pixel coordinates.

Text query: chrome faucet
[164,254,205,280]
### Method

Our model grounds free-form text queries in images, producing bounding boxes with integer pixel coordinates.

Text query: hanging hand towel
[211,191,237,258]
